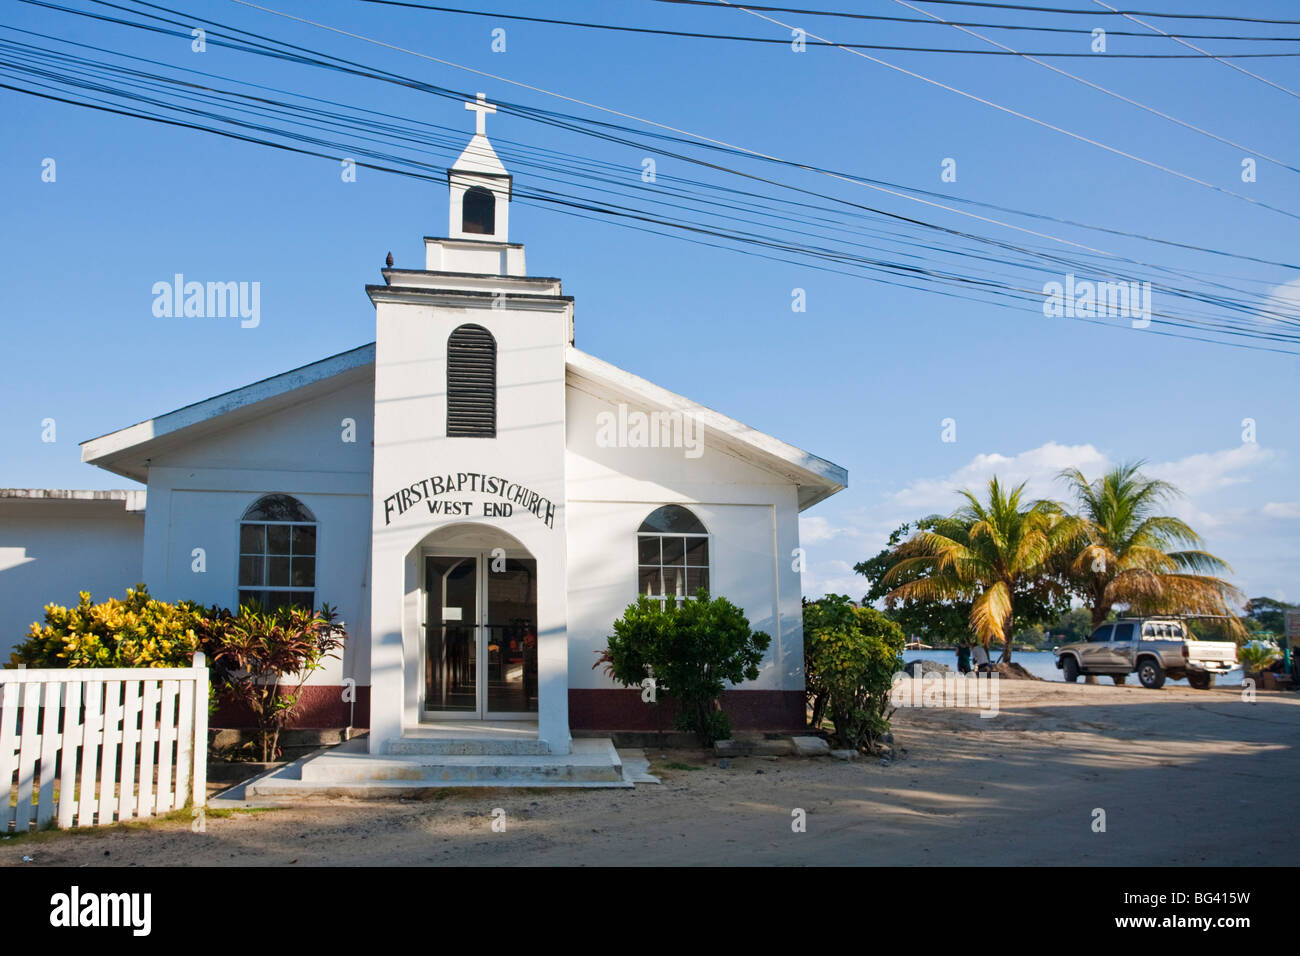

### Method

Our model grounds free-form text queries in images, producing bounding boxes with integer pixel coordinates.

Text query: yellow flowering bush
[9,584,206,669]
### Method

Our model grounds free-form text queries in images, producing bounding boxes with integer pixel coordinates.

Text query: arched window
[238,494,317,610]
[462,186,495,235]
[447,323,496,437]
[637,505,709,602]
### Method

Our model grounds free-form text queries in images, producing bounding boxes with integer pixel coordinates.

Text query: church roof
[80,343,847,509]
[565,347,846,510]
[80,344,376,483]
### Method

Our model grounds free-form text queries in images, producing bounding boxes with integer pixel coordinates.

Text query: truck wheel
[1112,674,1127,686]
[1062,657,1079,683]
[1137,658,1166,689]
[1188,671,1213,690]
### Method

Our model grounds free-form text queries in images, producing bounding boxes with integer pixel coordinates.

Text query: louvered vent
[447,323,496,437]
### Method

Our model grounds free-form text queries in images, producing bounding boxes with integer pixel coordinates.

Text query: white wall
[564,385,806,693]
[140,377,374,689]
[0,505,144,661]
[368,285,573,753]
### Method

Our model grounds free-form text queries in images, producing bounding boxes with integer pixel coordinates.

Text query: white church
[1,97,846,771]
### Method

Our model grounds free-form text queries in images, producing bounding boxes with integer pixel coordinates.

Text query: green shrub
[1239,639,1281,674]
[803,594,905,752]
[599,590,770,746]
[9,584,206,669]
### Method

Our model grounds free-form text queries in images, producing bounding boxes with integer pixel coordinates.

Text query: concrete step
[244,738,628,794]
[385,737,552,756]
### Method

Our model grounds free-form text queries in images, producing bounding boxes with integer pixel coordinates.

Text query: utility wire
[890,0,1300,174]
[711,0,1300,220]
[349,1,1300,57]
[655,0,1300,26]
[1091,0,1300,100]
[5,1,1295,352]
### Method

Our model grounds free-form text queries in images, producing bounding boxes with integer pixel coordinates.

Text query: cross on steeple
[465,92,496,136]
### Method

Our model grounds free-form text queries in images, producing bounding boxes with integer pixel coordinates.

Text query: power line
[0,26,1284,332]
[29,0,1297,288]
[1091,0,1300,100]
[711,0,1300,221]
[889,0,1300,173]
[5,1,1295,352]
[654,0,1300,26]
[348,0,1300,57]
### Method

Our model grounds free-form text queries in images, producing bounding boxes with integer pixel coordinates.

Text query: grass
[415,786,551,802]
[650,760,704,774]
[1,804,278,847]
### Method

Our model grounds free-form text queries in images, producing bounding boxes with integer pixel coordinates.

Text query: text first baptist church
[0,98,847,758]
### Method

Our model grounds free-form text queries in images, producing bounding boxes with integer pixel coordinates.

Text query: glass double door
[423,552,538,718]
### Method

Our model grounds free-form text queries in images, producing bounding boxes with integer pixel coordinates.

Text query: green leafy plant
[200,602,346,762]
[1239,639,1281,675]
[599,590,770,746]
[8,584,206,669]
[803,595,905,752]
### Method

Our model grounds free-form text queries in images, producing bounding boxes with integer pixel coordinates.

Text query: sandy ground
[3,680,1296,866]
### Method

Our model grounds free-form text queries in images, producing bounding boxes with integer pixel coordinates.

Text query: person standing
[957,642,972,674]
[972,642,990,672]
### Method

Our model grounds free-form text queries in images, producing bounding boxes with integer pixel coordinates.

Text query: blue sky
[2,0,1297,604]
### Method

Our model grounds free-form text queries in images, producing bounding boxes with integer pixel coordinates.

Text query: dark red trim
[212,685,805,734]
[568,689,805,733]
[212,685,370,730]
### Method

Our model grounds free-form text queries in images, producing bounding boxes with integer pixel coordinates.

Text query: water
[901,648,1244,687]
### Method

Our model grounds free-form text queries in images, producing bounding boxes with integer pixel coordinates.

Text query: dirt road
[3,681,1296,866]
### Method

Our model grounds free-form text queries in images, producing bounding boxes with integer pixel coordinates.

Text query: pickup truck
[1053,618,1238,689]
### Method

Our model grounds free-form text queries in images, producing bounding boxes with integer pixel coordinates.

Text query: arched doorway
[420,524,537,719]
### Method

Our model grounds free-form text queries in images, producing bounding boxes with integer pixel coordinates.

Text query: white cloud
[886,441,1109,515]
[799,515,851,545]
[1262,276,1300,324]
[801,440,1290,601]
[802,559,866,600]
[1146,442,1272,499]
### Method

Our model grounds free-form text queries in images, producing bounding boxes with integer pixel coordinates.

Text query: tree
[856,520,972,645]
[1049,607,1097,644]
[1057,462,1244,633]
[1243,596,1296,638]
[859,517,1069,648]
[599,590,770,746]
[880,478,1071,663]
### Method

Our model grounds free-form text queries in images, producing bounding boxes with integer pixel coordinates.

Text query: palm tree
[1056,462,1244,631]
[881,477,1069,663]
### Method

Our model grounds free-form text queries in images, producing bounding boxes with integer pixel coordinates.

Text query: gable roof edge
[565,347,847,510]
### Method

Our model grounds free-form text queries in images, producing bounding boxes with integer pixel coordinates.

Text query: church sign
[382,472,556,528]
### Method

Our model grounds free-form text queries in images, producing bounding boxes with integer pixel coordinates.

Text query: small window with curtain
[637,504,709,603]
[238,494,317,610]
[447,323,497,437]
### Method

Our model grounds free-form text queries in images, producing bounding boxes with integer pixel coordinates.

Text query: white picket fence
[0,654,209,831]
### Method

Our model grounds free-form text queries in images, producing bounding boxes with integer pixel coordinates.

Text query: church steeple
[448,93,512,242]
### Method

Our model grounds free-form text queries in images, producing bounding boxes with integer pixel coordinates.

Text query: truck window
[1090,625,1113,642]
[1113,622,1135,641]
